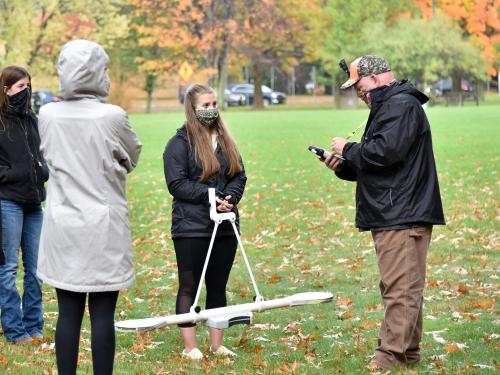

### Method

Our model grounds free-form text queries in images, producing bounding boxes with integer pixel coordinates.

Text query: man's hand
[324,152,343,171]
[332,137,348,155]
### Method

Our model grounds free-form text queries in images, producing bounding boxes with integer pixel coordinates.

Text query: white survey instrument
[115,188,334,331]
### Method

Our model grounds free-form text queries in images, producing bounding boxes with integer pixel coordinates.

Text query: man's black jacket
[163,126,247,238]
[336,80,445,230]
[0,111,48,204]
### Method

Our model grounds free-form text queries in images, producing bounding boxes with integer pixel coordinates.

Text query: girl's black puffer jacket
[163,126,247,238]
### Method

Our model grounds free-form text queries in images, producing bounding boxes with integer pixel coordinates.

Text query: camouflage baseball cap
[340,55,391,90]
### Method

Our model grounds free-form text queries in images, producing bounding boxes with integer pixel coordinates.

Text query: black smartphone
[308,146,345,161]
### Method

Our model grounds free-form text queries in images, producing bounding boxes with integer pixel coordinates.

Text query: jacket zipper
[389,188,393,206]
[18,118,42,202]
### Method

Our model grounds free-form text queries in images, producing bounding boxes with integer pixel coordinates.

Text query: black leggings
[174,236,237,328]
[55,288,119,375]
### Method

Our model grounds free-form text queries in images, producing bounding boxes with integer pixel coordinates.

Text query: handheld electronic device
[308,146,344,161]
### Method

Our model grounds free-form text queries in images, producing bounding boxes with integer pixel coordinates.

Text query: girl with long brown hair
[163,84,247,360]
[0,65,48,344]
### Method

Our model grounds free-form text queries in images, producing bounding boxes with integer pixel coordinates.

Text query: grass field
[1,104,499,374]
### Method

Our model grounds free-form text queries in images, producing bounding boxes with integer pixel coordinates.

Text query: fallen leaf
[338,309,355,320]
[428,279,439,288]
[360,321,378,330]
[337,297,354,307]
[444,343,463,352]
[457,283,470,295]
[251,345,265,353]
[253,358,267,368]
[0,354,8,368]
[469,299,495,309]
[268,274,281,284]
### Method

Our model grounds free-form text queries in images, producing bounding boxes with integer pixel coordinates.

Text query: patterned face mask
[196,108,219,126]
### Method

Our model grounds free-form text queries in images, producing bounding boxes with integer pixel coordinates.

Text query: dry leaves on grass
[253,358,268,368]
[0,354,8,369]
[128,332,152,353]
[443,343,468,353]
[468,298,495,309]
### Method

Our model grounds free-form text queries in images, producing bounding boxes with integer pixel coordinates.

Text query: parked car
[32,89,60,114]
[262,85,286,104]
[227,84,286,106]
[177,86,245,107]
[426,78,475,97]
[224,89,246,107]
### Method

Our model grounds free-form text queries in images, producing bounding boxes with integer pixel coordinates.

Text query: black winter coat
[0,111,49,204]
[336,81,445,230]
[163,126,247,238]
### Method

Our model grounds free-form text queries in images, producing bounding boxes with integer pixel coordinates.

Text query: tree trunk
[27,4,58,67]
[145,74,156,113]
[1,0,11,59]
[211,0,234,109]
[216,49,228,109]
[451,73,462,106]
[333,75,341,109]
[253,64,264,109]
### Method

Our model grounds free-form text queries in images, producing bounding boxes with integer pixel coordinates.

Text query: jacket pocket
[4,165,30,184]
[0,165,11,183]
[409,226,432,238]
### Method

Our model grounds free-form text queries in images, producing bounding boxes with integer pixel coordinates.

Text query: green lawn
[2,104,499,374]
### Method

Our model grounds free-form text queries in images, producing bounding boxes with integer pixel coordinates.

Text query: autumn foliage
[414,0,500,75]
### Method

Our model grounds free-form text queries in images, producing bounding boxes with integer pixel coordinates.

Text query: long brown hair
[184,84,242,182]
[0,65,32,116]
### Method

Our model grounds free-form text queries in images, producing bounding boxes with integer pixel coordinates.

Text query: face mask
[360,81,397,108]
[7,87,30,116]
[196,108,219,126]
[356,87,372,108]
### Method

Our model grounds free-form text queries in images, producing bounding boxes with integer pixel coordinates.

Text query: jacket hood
[176,125,188,139]
[379,80,429,105]
[57,40,110,102]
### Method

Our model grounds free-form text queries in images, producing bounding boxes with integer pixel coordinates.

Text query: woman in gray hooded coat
[37,40,141,375]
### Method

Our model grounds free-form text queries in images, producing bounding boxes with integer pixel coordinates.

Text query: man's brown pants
[371,226,432,368]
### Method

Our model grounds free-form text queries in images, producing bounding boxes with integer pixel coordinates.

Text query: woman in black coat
[0,66,48,344]
[163,84,246,360]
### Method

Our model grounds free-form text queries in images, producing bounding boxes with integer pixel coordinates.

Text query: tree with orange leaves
[0,0,129,86]
[130,0,209,112]
[414,0,500,76]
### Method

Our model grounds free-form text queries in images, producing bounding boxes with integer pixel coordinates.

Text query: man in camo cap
[340,55,393,107]
[340,55,392,90]
[323,55,445,371]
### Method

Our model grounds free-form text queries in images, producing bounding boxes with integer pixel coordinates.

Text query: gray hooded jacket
[37,40,142,292]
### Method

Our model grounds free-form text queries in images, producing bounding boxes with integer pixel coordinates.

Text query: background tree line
[0,0,498,110]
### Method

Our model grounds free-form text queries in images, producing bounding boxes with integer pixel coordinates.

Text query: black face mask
[7,87,31,116]
[367,80,398,103]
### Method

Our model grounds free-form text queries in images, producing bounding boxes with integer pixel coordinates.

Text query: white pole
[312,66,317,97]
[231,221,263,301]
[190,222,219,312]
[271,65,275,90]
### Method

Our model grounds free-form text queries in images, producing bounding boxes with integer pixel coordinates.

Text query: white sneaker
[211,345,237,357]
[181,347,203,360]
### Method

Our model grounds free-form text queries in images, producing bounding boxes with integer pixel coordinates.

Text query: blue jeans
[0,200,44,342]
